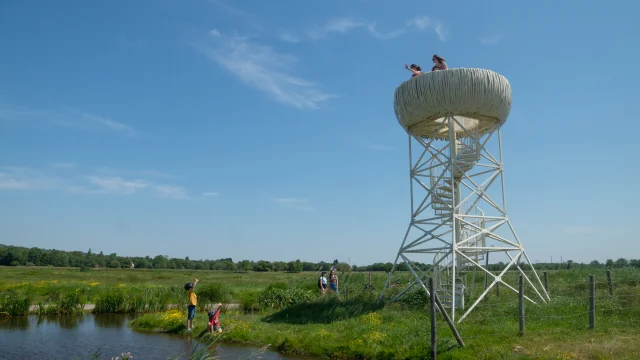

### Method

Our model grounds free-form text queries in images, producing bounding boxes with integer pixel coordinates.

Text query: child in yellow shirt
[184,278,199,332]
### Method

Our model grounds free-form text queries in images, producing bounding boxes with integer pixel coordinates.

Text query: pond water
[0,314,304,360]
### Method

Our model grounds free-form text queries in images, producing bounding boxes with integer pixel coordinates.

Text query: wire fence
[330,270,640,358]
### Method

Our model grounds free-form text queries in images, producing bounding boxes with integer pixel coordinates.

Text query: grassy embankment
[2,267,640,359]
[0,267,386,315]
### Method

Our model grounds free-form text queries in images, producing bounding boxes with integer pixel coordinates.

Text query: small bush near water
[37,289,86,315]
[196,283,233,310]
[256,286,315,310]
[94,290,127,313]
[0,292,32,315]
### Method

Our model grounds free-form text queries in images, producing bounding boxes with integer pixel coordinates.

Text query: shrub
[257,287,315,310]
[94,290,126,313]
[0,292,32,315]
[57,290,84,314]
[265,282,289,291]
[146,287,173,313]
[397,289,429,309]
[196,284,233,305]
[238,291,261,312]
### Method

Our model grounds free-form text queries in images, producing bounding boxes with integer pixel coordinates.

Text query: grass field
[2,266,640,359]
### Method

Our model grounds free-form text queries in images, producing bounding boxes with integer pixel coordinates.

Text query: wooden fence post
[433,292,465,348]
[484,253,490,290]
[589,275,595,329]
[606,269,613,295]
[543,271,548,292]
[519,275,524,336]
[429,277,437,360]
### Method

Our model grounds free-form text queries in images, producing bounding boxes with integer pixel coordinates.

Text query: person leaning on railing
[431,54,448,71]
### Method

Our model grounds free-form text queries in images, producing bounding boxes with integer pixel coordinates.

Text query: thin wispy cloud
[0,167,59,190]
[480,35,500,45]
[209,0,264,31]
[92,166,175,180]
[307,18,367,39]
[195,31,335,110]
[74,110,137,137]
[202,192,220,197]
[562,226,600,235]
[306,16,448,41]
[279,32,300,43]
[48,162,77,169]
[434,23,449,42]
[86,176,148,195]
[273,197,311,211]
[153,185,189,200]
[0,164,189,200]
[0,102,136,137]
[210,0,252,19]
[74,176,189,199]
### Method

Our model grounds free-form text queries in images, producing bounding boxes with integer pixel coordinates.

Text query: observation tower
[380,68,550,323]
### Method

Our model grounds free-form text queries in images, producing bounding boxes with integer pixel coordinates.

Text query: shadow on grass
[262,297,384,324]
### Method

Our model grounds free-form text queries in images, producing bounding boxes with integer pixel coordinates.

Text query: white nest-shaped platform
[394,68,512,139]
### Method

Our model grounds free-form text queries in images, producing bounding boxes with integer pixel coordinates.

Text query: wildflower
[364,331,386,343]
[361,312,382,326]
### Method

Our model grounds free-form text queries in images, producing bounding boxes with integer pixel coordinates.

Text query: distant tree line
[0,244,638,272]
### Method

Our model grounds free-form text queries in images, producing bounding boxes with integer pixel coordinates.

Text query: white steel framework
[379,114,550,323]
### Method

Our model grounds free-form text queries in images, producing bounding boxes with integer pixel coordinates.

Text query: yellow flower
[363,331,386,343]
[361,312,382,326]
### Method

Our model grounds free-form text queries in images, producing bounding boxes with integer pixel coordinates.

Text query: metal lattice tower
[379,68,550,323]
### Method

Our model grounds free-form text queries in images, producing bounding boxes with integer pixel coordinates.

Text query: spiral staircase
[429,137,486,309]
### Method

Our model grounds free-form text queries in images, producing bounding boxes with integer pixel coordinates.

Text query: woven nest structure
[393,68,512,139]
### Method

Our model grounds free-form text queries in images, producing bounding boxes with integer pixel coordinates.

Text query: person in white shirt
[318,271,328,295]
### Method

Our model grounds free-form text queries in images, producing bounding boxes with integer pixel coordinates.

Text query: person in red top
[208,303,223,334]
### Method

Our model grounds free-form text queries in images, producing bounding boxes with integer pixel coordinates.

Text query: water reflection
[0,314,305,360]
[0,315,29,330]
[93,313,135,328]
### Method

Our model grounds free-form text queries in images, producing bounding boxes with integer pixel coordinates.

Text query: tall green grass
[0,292,32,315]
[36,289,86,315]
[93,290,126,313]
[92,286,182,313]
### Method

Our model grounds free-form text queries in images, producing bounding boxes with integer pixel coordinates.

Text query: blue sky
[0,0,638,265]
